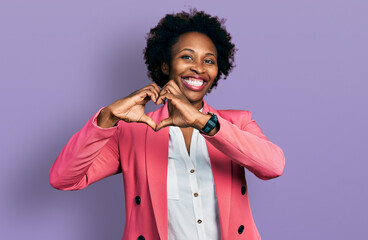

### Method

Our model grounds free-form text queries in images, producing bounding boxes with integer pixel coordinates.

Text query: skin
[158,32,219,153]
[97,32,220,153]
[160,31,218,110]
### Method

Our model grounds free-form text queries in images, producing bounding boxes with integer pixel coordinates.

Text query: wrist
[192,112,211,130]
[193,112,219,136]
[97,107,120,128]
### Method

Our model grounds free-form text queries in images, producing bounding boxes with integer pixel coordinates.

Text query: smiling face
[162,32,218,108]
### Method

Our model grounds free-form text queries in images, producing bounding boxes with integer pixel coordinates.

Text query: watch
[200,112,218,134]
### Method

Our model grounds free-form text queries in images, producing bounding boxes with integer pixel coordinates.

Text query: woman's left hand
[155,80,207,131]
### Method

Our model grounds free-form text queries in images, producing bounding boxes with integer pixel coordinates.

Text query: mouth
[181,75,208,91]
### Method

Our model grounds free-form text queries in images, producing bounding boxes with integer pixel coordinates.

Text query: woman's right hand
[97,83,160,130]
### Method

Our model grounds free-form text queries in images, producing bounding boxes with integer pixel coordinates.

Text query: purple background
[1,0,367,239]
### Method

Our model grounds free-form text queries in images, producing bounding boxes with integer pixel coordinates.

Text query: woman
[50,9,285,240]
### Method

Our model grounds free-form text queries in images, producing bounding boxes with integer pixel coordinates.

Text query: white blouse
[167,120,221,240]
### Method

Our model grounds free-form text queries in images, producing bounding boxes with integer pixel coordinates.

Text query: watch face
[201,113,218,134]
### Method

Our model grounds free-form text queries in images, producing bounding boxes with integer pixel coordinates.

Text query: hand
[155,80,204,131]
[106,83,160,130]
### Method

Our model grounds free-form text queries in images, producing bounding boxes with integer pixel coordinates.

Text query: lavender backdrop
[1,0,367,239]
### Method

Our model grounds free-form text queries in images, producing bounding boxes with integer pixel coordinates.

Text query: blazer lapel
[203,100,232,239]
[145,102,169,240]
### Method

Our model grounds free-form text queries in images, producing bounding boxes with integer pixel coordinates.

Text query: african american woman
[50,9,285,240]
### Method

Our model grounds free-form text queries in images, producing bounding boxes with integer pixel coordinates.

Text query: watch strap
[200,112,218,134]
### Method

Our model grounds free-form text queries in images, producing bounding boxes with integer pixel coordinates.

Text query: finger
[138,114,157,131]
[139,90,157,103]
[140,84,155,91]
[147,83,160,98]
[147,88,159,102]
[142,84,159,95]
[156,92,174,105]
[156,117,173,131]
[141,85,159,100]
[150,82,161,93]
[157,88,170,100]
[166,80,181,92]
[160,84,179,95]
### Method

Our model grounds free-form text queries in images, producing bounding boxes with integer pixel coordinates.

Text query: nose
[190,61,205,74]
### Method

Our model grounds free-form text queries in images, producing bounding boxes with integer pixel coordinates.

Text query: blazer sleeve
[49,107,121,190]
[202,111,285,180]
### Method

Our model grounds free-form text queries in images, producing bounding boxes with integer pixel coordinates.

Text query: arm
[49,107,121,190]
[202,111,285,180]
[152,81,285,180]
[49,83,161,190]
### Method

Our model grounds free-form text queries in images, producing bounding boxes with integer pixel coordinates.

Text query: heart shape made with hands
[120,81,204,132]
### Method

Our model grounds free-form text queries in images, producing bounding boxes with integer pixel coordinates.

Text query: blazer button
[238,225,245,234]
[135,196,141,205]
[241,185,246,195]
[138,236,145,240]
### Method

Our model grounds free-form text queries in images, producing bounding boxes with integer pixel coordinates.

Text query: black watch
[200,112,218,134]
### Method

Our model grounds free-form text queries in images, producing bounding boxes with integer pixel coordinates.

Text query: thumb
[155,117,173,131]
[138,114,157,131]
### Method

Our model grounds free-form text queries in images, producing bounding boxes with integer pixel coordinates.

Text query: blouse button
[190,169,195,173]
[194,193,199,197]
[197,219,202,224]
[138,236,145,240]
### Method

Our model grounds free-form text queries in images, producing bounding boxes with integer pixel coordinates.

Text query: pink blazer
[49,99,285,240]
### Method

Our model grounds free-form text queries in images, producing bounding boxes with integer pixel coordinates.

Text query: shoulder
[204,100,254,128]
[214,109,253,128]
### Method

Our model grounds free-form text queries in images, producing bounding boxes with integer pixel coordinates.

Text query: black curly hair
[144,9,236,91]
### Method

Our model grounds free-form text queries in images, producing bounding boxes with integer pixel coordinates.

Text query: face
[162,32,218,106]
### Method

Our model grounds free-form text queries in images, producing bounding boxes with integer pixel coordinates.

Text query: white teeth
[182,77,204,87]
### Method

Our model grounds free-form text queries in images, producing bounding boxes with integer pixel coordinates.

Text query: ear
[161,62,169,75]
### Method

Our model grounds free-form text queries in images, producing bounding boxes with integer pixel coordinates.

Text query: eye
[205,59,215,64]
[181,55,193,60]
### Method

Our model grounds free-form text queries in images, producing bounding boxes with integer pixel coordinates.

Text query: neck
[191,99,204,110]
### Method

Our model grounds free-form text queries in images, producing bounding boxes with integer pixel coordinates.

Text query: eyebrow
[178,48,216,57]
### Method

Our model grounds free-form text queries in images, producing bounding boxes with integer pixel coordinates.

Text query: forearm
[203,114,285,180]
[49,107,119,190]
